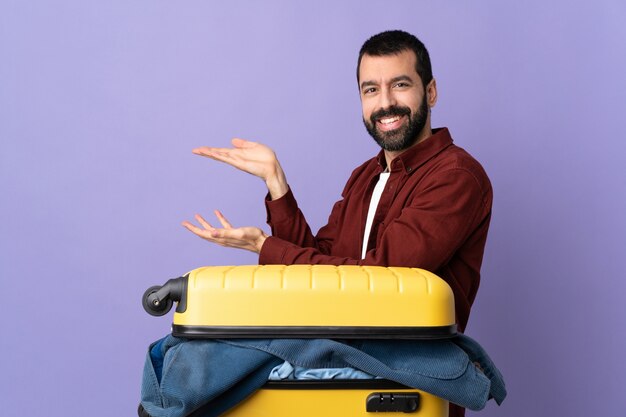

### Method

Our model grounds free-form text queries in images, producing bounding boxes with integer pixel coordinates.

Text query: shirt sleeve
[264,187,335,254]
[259,167,491,269]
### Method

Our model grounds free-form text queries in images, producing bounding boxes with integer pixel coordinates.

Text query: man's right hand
[193,138,289,200]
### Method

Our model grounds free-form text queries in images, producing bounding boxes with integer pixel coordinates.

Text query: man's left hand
[182,210,268,254]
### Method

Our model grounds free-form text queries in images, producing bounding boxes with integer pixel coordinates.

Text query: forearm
[265,163,289,200]
[258,233,442,268]
[265,187,322,249]
[259,236,360,266]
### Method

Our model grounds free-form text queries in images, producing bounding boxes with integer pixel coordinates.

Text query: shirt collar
[376,127,454,174]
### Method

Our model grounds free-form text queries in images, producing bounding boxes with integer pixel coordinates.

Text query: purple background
[1,1,625,416]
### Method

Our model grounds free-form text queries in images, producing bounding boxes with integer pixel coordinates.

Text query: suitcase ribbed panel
[172,265,456,338]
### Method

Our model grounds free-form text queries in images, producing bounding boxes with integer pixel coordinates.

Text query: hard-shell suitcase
[143,265,457,416]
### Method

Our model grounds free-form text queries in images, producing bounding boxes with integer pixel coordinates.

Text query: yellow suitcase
[142,265,456,416]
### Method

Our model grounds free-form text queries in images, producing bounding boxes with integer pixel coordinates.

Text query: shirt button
[407,167,412,172]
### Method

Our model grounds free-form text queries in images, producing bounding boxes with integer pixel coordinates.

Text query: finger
[192,147,228,160]
[182,221,210,237]
[183,221,227,244]
[194,213,214,230]
[209,228,224,238]
[231,138,256,148]
[192,146,216,156]
[214,210,233,229]
[208,228,245,244]
[192,147,250,172]
[193,146,235,160]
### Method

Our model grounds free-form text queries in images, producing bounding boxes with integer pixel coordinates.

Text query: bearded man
[183,30,493,417]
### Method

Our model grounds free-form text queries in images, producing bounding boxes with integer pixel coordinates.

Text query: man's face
[359,50,429,152]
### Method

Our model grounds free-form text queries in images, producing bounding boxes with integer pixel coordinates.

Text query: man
[182,30,492,416]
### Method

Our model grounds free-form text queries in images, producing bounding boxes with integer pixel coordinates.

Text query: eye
[393,82,410,89]
[362,87,377,95]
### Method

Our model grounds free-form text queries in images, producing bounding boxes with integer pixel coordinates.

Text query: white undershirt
[361,172,390,259]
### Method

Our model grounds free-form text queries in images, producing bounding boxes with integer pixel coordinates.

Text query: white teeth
[380,116,400,124]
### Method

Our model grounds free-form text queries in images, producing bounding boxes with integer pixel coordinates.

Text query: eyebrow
[360,75,414,90]
[360,80,378,90]
[390,75,414,84]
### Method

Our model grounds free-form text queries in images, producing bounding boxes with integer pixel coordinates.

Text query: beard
[363,97,428,152]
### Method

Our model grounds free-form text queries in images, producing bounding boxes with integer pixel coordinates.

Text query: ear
[426,78,438,108]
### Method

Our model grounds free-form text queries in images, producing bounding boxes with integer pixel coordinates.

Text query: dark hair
[357,30,433,88]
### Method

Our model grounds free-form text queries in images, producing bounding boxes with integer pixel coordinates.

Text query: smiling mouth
[376,115,405,131]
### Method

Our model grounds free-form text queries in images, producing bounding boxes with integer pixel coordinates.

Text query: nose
[378,87,397,110]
